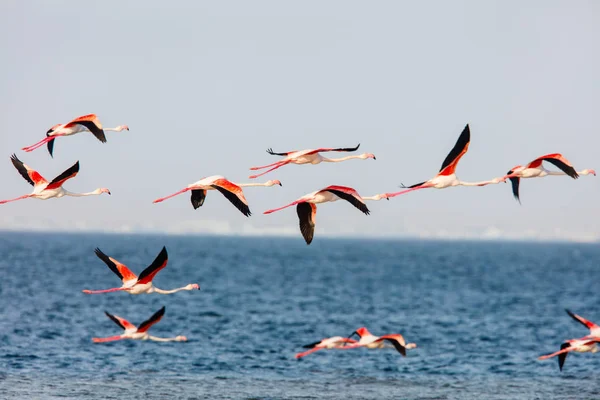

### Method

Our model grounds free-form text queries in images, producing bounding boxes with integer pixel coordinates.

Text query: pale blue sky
[0,1,598,241]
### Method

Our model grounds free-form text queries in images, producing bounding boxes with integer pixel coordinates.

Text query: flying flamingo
[346,327,417,356]
[92,306,187,343]
[153,176,282,217]
[0,154,110,205]
[22,113,129,157]
[82,247,199,295]
[295,336,359,359]
[498,154,595,203]
[539,309,600,371]
[384,124,502,199]
[248,144,375,179]
[263,185,387,244]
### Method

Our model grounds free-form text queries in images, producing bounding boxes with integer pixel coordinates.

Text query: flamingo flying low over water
[539,310,600,371]
[248,144,375,179]
[295,336,359,359]
[263,185,387,244]
[384,125,502,199]
[92,306,187,343]
[82,247,199,295]
[347,327,417,356]
[153,176,282,217]
[0,154,110,205]
[22,114,129,157]
[498,154,595,203]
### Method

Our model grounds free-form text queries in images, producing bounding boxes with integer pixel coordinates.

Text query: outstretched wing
[378,335,407,356]
[438,124,470,176]
[296,202,316,245]
[137,247,169,285]
[212,179,251,217]
[566,309,600,336]
[323,186,370,215]
[506,169,521,203]
[190,189,207,210]
[65,114,106,143]
[10,154,47,186]
[94,248,137,282]
[137,306,166,333]
[528,154,578,179]
[46,161,80,190]
[306,144,360,155]
[104,311,136,331]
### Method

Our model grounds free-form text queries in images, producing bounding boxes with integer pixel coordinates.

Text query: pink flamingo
[93,306,187,343]
[82,247,199,295]
[22,114,128,157]
[153,175,282,217]
[249,144,375,179]
[499,154,595,203]
[539,310,600,371]
[347,327,417,356]
[295,336,359,359]
[0,154,110,205]
[263,185,387,244]
[384,124,502,199]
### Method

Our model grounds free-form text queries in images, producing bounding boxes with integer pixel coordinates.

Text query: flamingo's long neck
[152,285,195,294]
[547,169,595,176]
[153,188,191,203]
[321,154,365,163]
[456,178,502,187]
[0,194,32,205]
[82,287,129,294]
[147,335,182,342]
[237,181,278,188]
[64,189,103,197]
[362,194,385,201]
[104,126,125,132]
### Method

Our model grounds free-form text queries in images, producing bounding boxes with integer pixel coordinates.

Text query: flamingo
[153,176,282,217]
[498,154,595,203]
[248,144,375,179]
[0,154,110,205]
[263,185,387,244]
[295,336,359,359]
[82,247,199,295]
[21,113,129,157]
[92,306,187,343]
[384,124,503,199]
[347,327,417,356]
[539,309,600,371]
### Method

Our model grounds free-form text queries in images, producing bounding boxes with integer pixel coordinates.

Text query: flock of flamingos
[3,113,598,369]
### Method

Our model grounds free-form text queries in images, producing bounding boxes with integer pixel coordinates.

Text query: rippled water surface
[1,232,599,399]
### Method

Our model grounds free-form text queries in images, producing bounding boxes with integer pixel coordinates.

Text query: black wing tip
[94,247,105,256]
[303,341,321,349]
[10,153,20,163]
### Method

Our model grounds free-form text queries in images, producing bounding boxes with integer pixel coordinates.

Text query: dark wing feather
[137,246,169,284]
[94,248,123,280]
[558,343,570,371]
[383,338,407,356]
[211,185,251,217]
[266,148,290,156]
[439,124,470,172]
[543,158,579,179]
[331,144,360,152]
[401,181,426,189]
[104,311,125,330]
[47,161,80,188]
[46,134,55,157]
[565,309,592,330]
[325,189,370,215]
[190,189,207,210]
[297,203,315,245]
[10,154,34,186]
[75,120,107,143]
[302,341,322,349]
[137,306,166,333]
[507,170,521,203]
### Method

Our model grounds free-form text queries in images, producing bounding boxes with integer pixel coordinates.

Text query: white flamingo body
[82,247,200,295]
[0,155,110,205]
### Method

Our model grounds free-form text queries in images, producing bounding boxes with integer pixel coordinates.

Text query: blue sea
[1,231,599,399]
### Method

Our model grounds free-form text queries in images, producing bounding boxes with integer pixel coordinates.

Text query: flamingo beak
[278,182,282,186]
[107,190,112,195]
[373,156,376,160]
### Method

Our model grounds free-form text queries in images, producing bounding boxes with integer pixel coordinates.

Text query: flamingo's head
[175,335,188,342]
[267,179,282,187]
[361,153,376,160]
[96,188,111,195]
[116,125,129,131]
[581,169,596,176]
[187,283,200,290]
[406,343,417,349]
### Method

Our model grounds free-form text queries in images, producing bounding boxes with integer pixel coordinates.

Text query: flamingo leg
[538,347,576,360]
[22,136,54,152]
[263,200,301,214]
[295,347,323,359]
[385,183,433,199]
[152,188,191,203]
[249,161,290,179]
[82,287,130,294]
[250,160,288,171]
[93,335,126,343]
[0,194,32,205]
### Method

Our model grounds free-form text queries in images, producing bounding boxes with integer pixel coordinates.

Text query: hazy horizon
[1,1,598,243]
